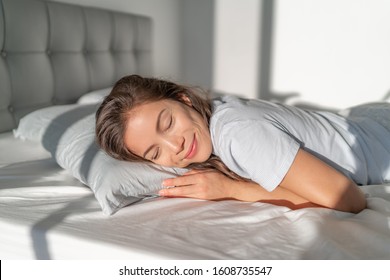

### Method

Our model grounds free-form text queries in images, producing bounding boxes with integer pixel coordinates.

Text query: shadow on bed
[32,106,101,259]
[31,194,97,259]
[25,104,98,260]
[300,195,390,259]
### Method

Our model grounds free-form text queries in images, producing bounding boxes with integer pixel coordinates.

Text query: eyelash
[152,115,173,161]
[152,148,159,160]
[166,116,173,131]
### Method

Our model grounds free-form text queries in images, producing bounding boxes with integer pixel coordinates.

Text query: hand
[159,169,235,200]
[160,168,321,210]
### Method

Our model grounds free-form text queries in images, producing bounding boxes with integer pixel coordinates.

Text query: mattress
[1,131,390,260]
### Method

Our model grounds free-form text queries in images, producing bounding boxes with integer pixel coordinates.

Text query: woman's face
[124,98,212,168]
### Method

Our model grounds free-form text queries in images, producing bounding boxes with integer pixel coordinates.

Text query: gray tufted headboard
[0,0,152,132]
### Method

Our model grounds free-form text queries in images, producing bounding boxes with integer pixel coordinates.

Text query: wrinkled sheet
[1,132,390,259]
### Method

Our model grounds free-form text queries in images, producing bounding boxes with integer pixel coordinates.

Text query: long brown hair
[95,74,247,181]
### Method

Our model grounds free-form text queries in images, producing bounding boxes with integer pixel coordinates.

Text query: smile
[184,134,197,159]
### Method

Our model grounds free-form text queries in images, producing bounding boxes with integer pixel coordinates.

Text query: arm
[160,149,367,213]
[278,148,366,213]
[160,169,320,210]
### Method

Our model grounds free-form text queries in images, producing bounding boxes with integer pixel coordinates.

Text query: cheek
[175,111,196,131]
[185,110,205,131]
[156,154,182,168]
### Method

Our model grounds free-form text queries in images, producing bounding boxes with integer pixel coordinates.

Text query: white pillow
[77,87,112,104]
[14,104,85,141]
[14,104,186,215]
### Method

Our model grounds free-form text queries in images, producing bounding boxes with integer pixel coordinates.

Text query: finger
[165,169,220,187]
[159,185,196,197]
[163,174,196,187]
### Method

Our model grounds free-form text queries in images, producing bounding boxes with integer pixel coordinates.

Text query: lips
[184,134,197,159]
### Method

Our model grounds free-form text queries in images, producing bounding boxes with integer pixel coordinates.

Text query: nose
[163,135,184,155]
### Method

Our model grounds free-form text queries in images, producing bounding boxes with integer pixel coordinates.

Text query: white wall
[271,0,390,109]
[212,0,261,99]
[182,0,390,108]
[47,0,183,81]
[45,0,390,108]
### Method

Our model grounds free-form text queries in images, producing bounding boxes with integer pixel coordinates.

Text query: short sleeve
[215,120,300,191]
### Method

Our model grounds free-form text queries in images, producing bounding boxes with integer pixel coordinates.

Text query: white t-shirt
[210,96,390,191]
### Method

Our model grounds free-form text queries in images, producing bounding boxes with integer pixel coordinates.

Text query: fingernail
[159,189,166,196]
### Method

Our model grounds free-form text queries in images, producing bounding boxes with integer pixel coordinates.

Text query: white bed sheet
[1,132,390,259]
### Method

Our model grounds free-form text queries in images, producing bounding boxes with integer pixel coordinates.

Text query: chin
[196,152,212,165]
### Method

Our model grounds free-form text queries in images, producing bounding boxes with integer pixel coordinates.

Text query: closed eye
[151,147,160,160]
[165,114,173,131]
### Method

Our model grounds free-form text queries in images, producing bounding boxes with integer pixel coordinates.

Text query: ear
[178,93,192,107]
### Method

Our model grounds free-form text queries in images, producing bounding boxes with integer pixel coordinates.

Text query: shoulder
[210,96,255,142]
[209,96,302,191]
[210,95,292,136]
[210,95,246,117]
[210,95,271,123]
[209,96,297,152]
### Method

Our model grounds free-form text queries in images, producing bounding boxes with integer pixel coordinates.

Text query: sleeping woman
[95,75,390,213]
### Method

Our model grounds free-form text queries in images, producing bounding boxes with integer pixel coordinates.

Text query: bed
[1,0,390,260]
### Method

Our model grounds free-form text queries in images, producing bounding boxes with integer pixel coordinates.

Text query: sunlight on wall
[271,0,390,109]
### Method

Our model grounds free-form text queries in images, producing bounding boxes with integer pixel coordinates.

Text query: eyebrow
[142,108,167,159]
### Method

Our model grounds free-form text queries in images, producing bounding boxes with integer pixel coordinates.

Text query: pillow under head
[14,103,186,215]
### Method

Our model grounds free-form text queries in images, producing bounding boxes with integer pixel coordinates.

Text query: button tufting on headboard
[0,0,152,133]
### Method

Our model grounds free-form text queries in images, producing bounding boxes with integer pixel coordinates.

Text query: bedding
[1,0,390,260]
[1,132,390,259]
[13,103,186,215]
[77,87,111,104]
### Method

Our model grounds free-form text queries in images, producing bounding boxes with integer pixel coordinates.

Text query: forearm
[161,169,319,210]
[282,177,366,213]
[228,180,319,210]
[161,163,367,213]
